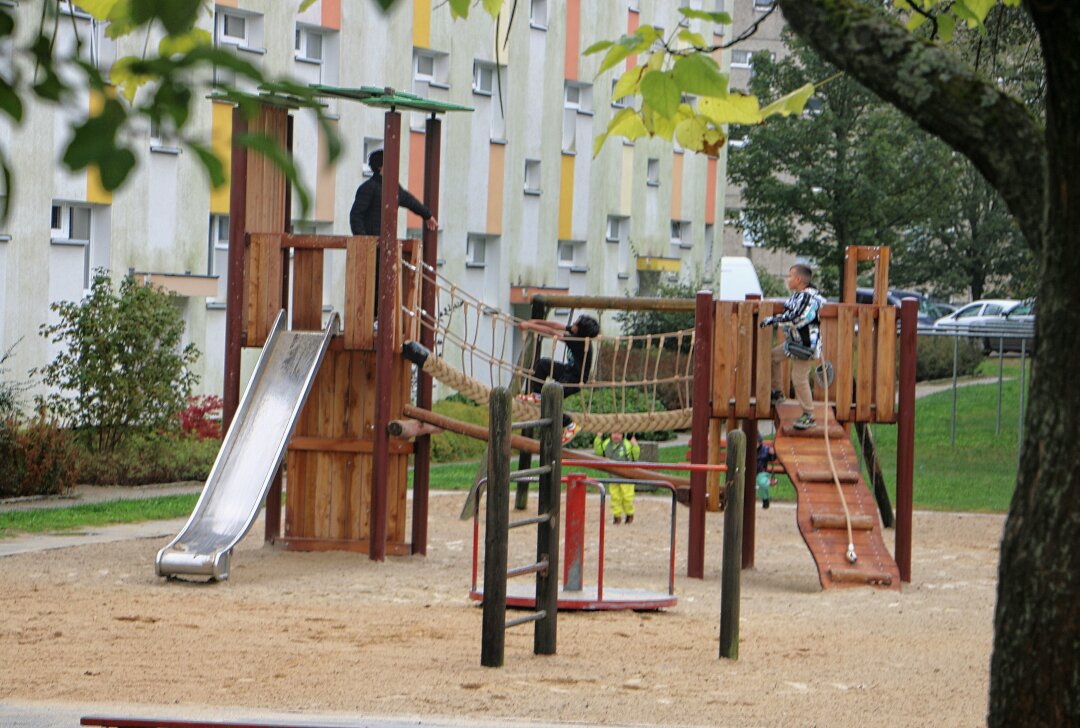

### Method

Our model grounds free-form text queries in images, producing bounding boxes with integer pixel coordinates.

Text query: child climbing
[518,314,601,444]
[594,432,641,524]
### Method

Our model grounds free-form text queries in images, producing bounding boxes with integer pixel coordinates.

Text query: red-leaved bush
[179,395,223,440]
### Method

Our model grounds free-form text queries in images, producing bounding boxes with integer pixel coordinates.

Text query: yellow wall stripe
[86,89,112,205]
[558,154,575,240]
[413,0,431,49]
[636,256,681,272]
[209,101,233,215]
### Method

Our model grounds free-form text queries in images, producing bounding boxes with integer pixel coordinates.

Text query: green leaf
[159,28,212,56]
[677,30,707,48]
[0,79,23,123]
[597,34,643,76]
[155,0,201,35]
[592,130,609,158]
[0,7,15,37]
[640,70,679,117]
[607,107,648,141]
[937,12,956,42]
[612,66,644,101]
[300,0,319,11]
[760,82,815,118]
[482,0,502,17]
[678,9,732,25]
[97,148,137,191]
[584,40,614,56]
[672,53,727,98]
[698,93,762,125]
[189,142,226,189]
[76,0,124,21]
[449,0,470,19]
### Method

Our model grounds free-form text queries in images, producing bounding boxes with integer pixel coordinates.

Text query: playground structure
[155,85,915,591]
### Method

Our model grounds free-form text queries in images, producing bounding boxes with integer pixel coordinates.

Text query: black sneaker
[793,413,815,430]
[770,389,784,404]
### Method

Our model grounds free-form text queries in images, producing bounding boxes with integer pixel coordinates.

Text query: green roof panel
[311,85,473,114]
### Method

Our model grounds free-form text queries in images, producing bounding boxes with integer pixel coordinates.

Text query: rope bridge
[399,255,696,433]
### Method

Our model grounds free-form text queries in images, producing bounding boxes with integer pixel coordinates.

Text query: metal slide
[156,310,339,581]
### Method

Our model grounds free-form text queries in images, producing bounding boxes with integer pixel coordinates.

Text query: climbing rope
[817,353,857,565]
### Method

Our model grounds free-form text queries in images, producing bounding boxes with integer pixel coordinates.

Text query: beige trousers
[771,343,814,415]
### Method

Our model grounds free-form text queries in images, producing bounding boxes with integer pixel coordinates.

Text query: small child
[756,435,776,509]
[594,432,641,524]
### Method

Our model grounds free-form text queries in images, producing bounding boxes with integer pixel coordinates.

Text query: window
[651,26,666,52]
[530,0,547,29]
[740,213,758,247]
[754,0,775,10]
[220,12,247,45]
[208,215,230,302]
[295,26,323,62]
[629,0,640,12]
[956,304,982,319]
[524,159,541,194]
[415,52,435,82]
[565,84,581,110]
[473,62,495,95]
[611,77,630,108]
[671,220,691,247]
[731,49,752,68]
[466,234,487,267]
[606,215,627,242]
[728,133,748,149]
[646,158,660,187]
[50,202,95,289]
[558,240,576,266]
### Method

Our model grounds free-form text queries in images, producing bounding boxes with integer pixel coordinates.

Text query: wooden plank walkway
[772,403,900,590]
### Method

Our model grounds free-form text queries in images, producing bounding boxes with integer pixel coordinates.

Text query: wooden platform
[773,403,900,590]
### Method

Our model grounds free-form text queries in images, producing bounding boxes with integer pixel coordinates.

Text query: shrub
[564,387,675,448]
[915,335,983,382]
[35,271,200,453]
[0,339,28,420]
[0,413,81,498]
[76,431,219,486]
[180,395,223,439]
[430,398,488,462]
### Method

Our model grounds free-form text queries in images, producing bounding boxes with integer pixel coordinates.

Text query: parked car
[854,287,940,328]
[933,299,1019,337]
[980,299,1036,353]
[933,301,958,317]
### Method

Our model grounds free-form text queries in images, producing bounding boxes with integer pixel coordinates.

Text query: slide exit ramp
[156,310,338,581]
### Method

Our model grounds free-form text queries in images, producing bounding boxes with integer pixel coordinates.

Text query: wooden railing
[711,299,897,424]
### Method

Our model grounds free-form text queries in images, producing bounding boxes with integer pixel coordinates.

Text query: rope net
[399,255,697,433]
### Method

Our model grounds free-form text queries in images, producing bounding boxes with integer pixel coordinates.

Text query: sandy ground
[0,492,1001,727]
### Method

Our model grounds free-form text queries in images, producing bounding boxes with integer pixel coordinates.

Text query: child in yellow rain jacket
[594,432,641,524]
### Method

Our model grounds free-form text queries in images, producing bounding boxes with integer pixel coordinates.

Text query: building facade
[0,0,734,401]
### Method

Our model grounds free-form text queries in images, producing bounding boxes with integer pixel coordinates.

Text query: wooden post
[720,429,745,659]
[896,298,917,582]
[481,388,511,668]
[412,114,442,555]
[534,380,562,656]
[741,418,758,570]
[688,290,714,579]
[371,109,402,561]
[516,298,548,511]
[223,109,248,432]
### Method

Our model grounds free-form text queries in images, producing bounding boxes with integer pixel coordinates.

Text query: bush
[0,340,28,420]
[179,395,223,439]
[564,387,675,448]
[76,431,219,486]
[0,414,81,498]
[430,398,488,463]
[35,271,200,453]
[915,335,983,382]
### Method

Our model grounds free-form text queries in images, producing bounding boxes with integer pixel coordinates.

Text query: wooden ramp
[773,403,900,590]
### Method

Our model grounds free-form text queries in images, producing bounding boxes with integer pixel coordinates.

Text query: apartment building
[0,0,730,400]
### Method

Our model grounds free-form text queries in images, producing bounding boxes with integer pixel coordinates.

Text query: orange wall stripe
[407,130,427,229]
[487,143,505,235]
[321,0,340,30]
[215,0,238,8]
[626,10,639,70]
[705,157,718,225]
[565,0,580,82]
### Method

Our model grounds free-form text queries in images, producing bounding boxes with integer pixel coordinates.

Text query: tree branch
[778,0,1047,253]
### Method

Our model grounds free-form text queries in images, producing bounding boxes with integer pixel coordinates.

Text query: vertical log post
[223,109,249,432]
[741,418,758,570]
[371,109,402,561]
[688,290,714,579]
[481,388,511,668]
[720,429,745,659]
[534,380,562,656]
[896,298,917,583]
[412,114,442,555]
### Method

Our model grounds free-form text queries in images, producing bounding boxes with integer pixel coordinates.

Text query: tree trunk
[779,1,1078,723]
[989,5,1080,723]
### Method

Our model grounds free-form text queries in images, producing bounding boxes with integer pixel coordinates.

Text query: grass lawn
[0,494,199,539]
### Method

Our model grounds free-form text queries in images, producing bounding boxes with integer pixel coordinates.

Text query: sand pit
[0,492,1001,726]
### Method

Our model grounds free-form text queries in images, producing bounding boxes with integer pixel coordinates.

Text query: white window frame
[606,215,626,243]
[671,220,691,246]
[530,0,548,29]
[557,240,576,268]
[731,49,752,69]
[524,159,542,195]
[754,0,775,11]
[646,158,660,187]
[50,202,94,290]
[363,138,383,177]
[219,11,248,47]
[473,61,495,96]
[466,234,487,268]
[414,51,436,83]
[564,83,581,111]
[295,25,324,63]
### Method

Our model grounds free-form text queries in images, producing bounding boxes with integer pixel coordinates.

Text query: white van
[717,256,764,301]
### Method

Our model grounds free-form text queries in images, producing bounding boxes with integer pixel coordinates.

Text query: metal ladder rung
[505,610,546,629]
[509,465,552,481]
[512,418,552,430]
[507,558,548,580]
[509,514,551,530]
